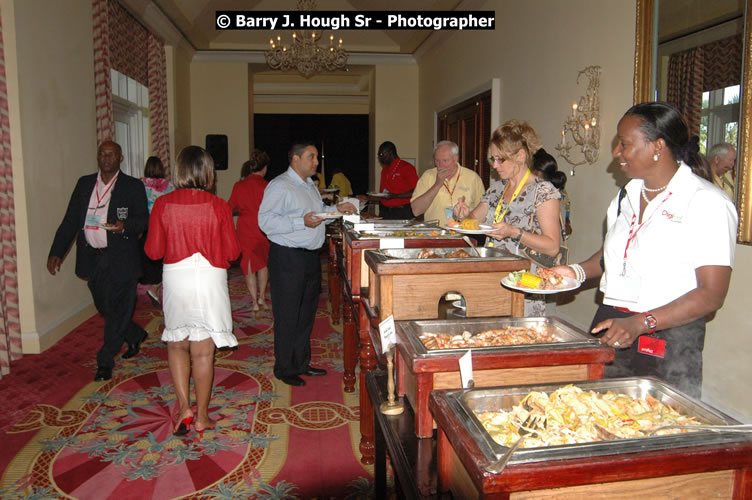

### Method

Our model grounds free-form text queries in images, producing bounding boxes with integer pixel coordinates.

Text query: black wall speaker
[205,134,228,170]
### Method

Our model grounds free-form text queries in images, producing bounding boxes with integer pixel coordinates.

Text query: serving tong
[648,423,752,436]
[486,411,546,475]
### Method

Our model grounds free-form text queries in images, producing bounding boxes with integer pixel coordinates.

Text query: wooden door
[437,90,492,186]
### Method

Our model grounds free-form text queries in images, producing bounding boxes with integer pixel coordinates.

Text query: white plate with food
[312,212,344,219]
[501,270,580,294]
[320,188,339,193]
[442,224,496,235]
[366,191,389,198]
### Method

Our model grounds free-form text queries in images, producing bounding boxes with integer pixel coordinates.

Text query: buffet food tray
[367,247,517,263]
[443,377,747,465]
[399,317,601,356]
[350,229,463,239]
[344,219,432,228]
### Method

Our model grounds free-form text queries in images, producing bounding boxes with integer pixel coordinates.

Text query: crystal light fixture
[265,0,348,78]
[554,66,602,175]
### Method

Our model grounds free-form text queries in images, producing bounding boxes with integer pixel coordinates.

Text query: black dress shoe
[94,366,112,381]
[302,366,327,376]
[277,375,306,386]
[122,332,148,359]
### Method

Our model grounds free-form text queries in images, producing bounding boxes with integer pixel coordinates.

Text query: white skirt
[161,252,238,348]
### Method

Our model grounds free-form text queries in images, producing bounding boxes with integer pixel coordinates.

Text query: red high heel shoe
[174,416,193,436]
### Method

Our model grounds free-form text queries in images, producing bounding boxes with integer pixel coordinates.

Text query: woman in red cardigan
[145,146,240,436]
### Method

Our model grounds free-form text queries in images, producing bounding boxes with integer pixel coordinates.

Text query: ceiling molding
[192,50,416,65]
[254,82,367,93]
[254,94,370,104]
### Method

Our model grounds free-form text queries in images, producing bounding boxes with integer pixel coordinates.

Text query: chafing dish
[367,247,517,263]
[352,228,462,239]
[443,377,748,465]
[398,317,601,356]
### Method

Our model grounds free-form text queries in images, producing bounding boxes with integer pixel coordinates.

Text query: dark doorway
[254,114,369,195]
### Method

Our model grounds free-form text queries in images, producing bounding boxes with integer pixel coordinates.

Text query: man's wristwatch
[511,228,523,244]
[643,312,658,334]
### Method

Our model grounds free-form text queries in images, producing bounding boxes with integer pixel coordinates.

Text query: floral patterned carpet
[0,261,373,499]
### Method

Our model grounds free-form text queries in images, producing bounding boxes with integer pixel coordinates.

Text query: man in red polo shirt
[377,141,418,219]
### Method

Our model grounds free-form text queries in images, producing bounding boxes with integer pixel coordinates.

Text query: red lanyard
[621,191,672,275]
[443,168,461,198]
[96,172,119,207]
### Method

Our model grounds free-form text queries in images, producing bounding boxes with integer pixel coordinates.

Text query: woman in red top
[145,146,240,436]
[228,149,270,313]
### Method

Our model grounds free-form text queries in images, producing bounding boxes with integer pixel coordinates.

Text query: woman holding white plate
[454,120,562,316]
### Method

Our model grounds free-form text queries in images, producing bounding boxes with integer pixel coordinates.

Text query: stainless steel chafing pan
[442,377,747,465]
[351,229,463,239]
[398,317,601,356]
[367,247,518,263]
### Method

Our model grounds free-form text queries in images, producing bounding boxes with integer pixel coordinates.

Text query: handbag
[518,201,569,268]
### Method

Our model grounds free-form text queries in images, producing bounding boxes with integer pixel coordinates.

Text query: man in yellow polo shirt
[410,140,485,226]
[707,142,736,201]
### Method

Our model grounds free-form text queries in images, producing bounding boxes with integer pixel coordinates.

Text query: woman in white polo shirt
[554,102,737,398]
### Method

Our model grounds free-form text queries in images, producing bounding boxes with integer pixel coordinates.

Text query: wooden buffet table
[339,224,470,464]
[367,370,442,499]
[429,384,752,499]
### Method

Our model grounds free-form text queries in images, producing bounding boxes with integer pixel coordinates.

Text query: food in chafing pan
[476,384,702,448]
[419,325,558,349]
[416,248,473,259]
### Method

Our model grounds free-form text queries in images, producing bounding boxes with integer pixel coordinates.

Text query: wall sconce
[554,66,601,175]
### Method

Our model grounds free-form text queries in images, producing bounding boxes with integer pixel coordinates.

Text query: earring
[653,153,660,162]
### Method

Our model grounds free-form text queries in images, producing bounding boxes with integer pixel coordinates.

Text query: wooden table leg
[436,427,451,493]
[342,293,357,393]
[358,301,376,465]
[328,240,341,325]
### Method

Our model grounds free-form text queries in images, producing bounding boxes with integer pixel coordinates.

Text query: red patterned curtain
[92,0,113,142]
[148,34,170,168]
[703,35,743,92]
[109,0,148,86]
[93,0,170,163]
[666,47,704,137]
[665,34,743,138]
[0,12,21,380]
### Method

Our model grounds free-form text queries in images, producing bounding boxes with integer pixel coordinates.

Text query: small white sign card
[378,315,397,354]
[343,214,361,224]
[459,349,474,388]
[379,238,405,249]
[354,223,375,232]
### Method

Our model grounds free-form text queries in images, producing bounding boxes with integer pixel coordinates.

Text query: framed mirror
[634,0,752,244]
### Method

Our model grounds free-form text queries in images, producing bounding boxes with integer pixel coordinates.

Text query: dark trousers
[591,305,706,398]
[380,203,413,220]
[268,242,321,378]
[87,251,146,369]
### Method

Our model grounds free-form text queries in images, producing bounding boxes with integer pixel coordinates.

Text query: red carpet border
[0,261,374,499]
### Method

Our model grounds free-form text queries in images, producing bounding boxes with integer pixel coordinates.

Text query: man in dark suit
[47,141,150,381]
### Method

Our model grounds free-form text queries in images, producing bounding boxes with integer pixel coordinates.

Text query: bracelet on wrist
[569,263,586,282]
[511,227,523,244]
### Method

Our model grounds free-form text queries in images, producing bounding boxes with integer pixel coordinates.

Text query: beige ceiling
[151,0,466,53]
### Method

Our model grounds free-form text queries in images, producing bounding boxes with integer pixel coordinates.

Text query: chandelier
[265,0,348,78]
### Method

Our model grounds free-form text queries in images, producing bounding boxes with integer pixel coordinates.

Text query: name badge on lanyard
[606,191,672,304]
[85,213,102,230]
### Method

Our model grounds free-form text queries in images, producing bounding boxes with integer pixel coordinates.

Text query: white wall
[189,61,250,201]
[3,0,98,352]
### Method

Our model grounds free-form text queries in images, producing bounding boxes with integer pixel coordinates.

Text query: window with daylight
[699,84,739,155]
[111,69,149,178]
